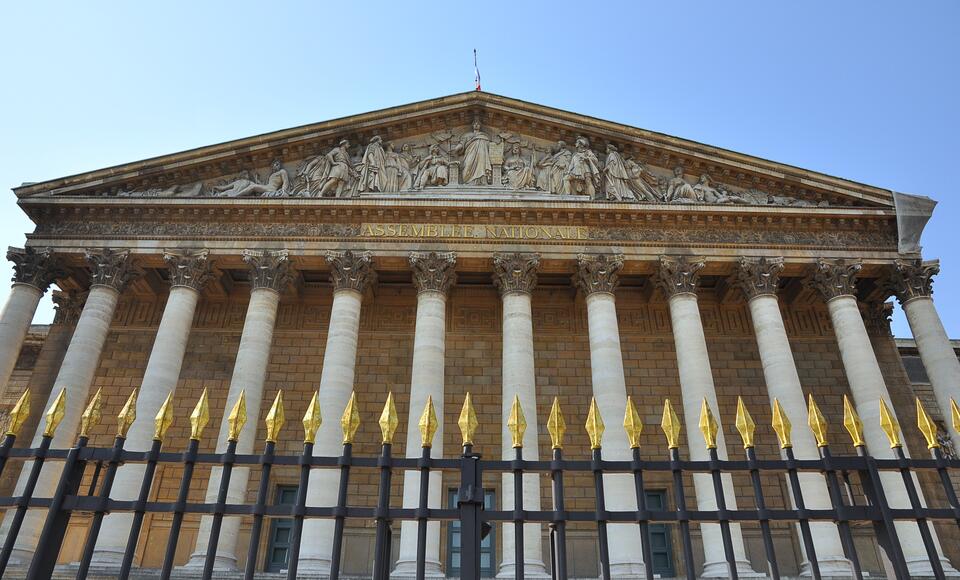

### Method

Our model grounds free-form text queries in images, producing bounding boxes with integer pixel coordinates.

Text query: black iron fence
[0,385,958,580]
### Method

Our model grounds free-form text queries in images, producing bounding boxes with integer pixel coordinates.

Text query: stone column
[492,253,549,578]
[2,249,138,563]
[0,247,62,398]
[298,250,375,573]
[92,250,214,565]
[887,259,960,449]
[808,259,957,576]
[656,256,758,578]
[736,257,852,576]
[575,254,645,579]
[185,249,293,569]
[394,252,456,578]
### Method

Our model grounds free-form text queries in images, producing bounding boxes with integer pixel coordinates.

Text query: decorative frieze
[735,257,784,300]
[884,259,938,305]
[52,290,87,326]
[326,250,376,293]
[164,249,215,291]
[243,249,295,293]
[85,248,140,292]
[493,253,540,296]
[6,247,63,292]
[656,255,705,297]
[409,252,457,295]
[806,258,861,301]
[575,253,624,296]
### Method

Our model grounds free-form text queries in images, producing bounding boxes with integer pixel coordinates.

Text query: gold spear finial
[116,388,138,439]
[227,391,247,442]
[302,391,322,444]
[842,395,865,447]
[878,398,902,448]
[419,395,439,448]
[734,396,755,449]
[341,392,360,444]
[507,395,526,449]
[79,388,103,439]
[153,390,175,441]
[458,392,479,446]
[5,389,30,437]
[771,398,793,449]
[951,399,960,435]
[624,396,643,449]
[807,394,829,447]
[661,399,682,449]
[379,392,399,444]
[699,398,718,450]
[916,398,940,450]
[547,397,565,450]
[43,388,67,437]
[190,388,210,441]
[585,397,605,450]
[265,391,285,443]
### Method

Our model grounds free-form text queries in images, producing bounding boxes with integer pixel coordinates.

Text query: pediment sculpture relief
[104,121,826,207]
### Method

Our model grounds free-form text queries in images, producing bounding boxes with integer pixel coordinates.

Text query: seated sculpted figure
[665,166,700,203]
[414,145,450,189]
[213,161,289,197]
[502,143,535,189]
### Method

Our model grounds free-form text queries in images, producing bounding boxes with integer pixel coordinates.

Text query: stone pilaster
[395,252,456,578]
[658,255,759,577]
[492,252,539,295]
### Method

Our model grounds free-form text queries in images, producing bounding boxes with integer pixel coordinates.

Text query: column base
[180,549,238,571]
[906,555,960,577]
[702,558,766,578]
[392,557,446,578]
[800,556,856,578]
[496,558,552,578]
[6,546,34,568]
[88,546,128,568]
[604,561,646,579]
[294,556,332,576]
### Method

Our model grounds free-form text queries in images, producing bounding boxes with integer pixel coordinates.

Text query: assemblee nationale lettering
[360,223,589,240]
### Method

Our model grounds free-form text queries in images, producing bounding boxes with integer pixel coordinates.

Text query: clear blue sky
[1,1,957,337]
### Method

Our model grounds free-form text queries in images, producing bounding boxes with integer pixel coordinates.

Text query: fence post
[458,444,483,580]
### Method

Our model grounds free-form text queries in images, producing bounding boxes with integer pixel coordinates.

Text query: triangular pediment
[15,92,894,209]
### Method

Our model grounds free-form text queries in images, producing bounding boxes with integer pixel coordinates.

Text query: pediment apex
[14,91,895,209]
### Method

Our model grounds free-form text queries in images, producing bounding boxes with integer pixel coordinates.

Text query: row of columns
[0,246,957,577]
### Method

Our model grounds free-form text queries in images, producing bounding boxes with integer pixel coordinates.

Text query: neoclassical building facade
[0,92,956,578]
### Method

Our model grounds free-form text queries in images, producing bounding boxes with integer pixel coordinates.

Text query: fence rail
[0,386,958,580]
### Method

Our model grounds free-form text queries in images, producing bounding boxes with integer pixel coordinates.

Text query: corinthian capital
[243,249,295,293]
[164,249,214,291]
[326,250,376,293]
[885,259,938,305]
[85,249,140,292]
[493,253,540,295]
[7,247,64,292]
[805,258,861,301]
[656,255,705,298]
[52,289,87,326]
[735,257,784,300]
[575,253,624,296]
[861,300,893,336]
[409,252,456,295]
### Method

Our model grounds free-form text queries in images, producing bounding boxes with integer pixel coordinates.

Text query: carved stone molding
[409,252,456,295]
[85,249,140,292]
[52,289,87,326]
[493,253,540,296]
[575,253,624,296]
[326,250,376,293]
[6,247,64,292]
[164,249,215,291]
[806,258,862,301]
[885,259,938,305]
[243,249,295,293]
[656,255,705,297]
[861,300,893,336]
[735,257,784,300]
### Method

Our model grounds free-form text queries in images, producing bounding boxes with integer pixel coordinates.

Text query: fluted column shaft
[298,251,374,573]
[395,252,454,578]
[493,253,548,578]
[576,254,645,578]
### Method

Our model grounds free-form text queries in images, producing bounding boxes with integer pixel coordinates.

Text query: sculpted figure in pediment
[357,136,387,193]
[602,144,643,201]
[213,160,289,197]
[624,158,662,202]
[454,118,493,185]
[414,144,451,189]
[665,166,701,203]
[694,174,750,204]
[502,142,536,189]
[383,142,418,192]
[535,141,572,194]
[308,140,358,198]
[563,137,602,198]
